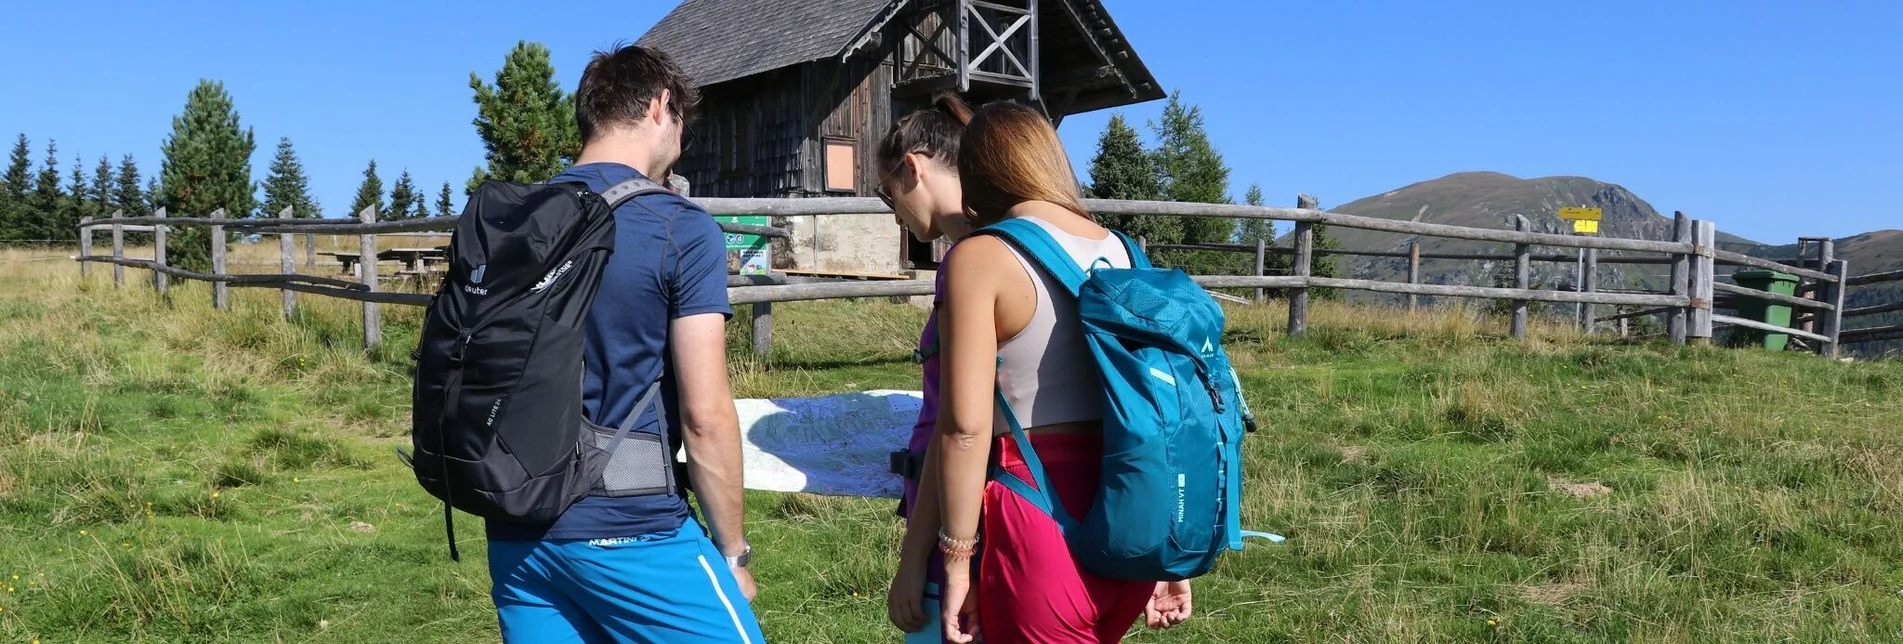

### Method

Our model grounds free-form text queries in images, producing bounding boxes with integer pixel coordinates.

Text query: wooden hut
[636,0,1163,273]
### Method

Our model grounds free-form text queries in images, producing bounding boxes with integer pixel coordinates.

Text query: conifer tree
[468,41,579,192]
[261,137,320,219]
[157,80,257,269]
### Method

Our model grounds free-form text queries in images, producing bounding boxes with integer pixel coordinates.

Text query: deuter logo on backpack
[463,264,490,296]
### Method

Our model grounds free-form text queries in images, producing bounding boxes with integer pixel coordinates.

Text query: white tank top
[993,216,1133,435]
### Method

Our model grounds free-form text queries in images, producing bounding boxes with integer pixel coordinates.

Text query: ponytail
[878,92,973,176]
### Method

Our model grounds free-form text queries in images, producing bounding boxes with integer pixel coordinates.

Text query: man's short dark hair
[574,43,700,142]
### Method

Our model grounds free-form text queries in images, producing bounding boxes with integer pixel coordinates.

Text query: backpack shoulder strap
[599,177,671,210]
[1110,230,1153,270]
[975,218,1088,297]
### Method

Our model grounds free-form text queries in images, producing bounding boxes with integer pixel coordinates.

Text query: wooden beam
[1287,194,1317,337]
[1712,249,1837,282]
[1595,306,1676,324]
[210,208,229,310]
[752,302,774,358]
[360,206,381,350]
[1819,259,1848,358]
[1712,281,1835,311]
[1840,324,1903,345]
[1582,247,1599,333]
[1297,277,1688,308]
[1843,300,1903,319]
[1055,0,1131,91]
[1712,314,1831,344]
[1407,241,1421,311]
[1512,215,1530,340]
[1847,267,1903,287]
[1668,212,1690,344]
[110,211,125,288]
[76,256,374,290]
[279,206,298,320]
[153,208,168,297]
[1252,237,1267,304]
[1689,220,1717,344]
[78,217,92,279]
[728,279,936,305]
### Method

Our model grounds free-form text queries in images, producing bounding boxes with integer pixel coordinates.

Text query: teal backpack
[977,218,1258,581]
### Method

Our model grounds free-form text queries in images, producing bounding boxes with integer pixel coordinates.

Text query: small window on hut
[824,139,857,193]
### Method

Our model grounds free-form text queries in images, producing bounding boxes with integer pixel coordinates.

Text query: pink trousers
[979,432,1153,643]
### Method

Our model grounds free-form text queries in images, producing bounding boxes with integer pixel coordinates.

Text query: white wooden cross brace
[967,5,1032,78]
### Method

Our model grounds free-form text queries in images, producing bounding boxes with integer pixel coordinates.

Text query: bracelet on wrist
[937,529,979,559]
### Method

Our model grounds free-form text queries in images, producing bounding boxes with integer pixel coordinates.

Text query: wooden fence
[73,196,1859,358]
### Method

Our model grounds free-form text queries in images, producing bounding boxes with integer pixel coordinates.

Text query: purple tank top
[900,271,946,516]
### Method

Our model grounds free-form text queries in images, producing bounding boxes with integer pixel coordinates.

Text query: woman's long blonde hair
[956,102,1091,227]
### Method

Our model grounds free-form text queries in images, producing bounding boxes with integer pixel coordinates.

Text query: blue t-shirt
[485,162,733,542]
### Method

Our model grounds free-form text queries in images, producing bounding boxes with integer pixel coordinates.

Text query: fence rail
[70,197,1864,357]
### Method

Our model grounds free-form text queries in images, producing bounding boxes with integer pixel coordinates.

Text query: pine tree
[63,153,87,240]
[348,160,385,219]
[158,79,257,270]
[0,135,30,239]
[1149,91,1239,274]
[114,155,146,217]
[1087,114,1174,243]
[261,137,321,219]
[435,181,455,217]
[27,141,64,242]
[468,41,579,192]
[91,156,114,219]
[387,170,419,220]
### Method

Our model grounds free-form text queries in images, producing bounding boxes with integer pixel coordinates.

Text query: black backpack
[408,177,677,560]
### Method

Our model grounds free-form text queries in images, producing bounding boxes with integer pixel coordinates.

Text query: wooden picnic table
[316,246,448,276]
[381,247,449,273]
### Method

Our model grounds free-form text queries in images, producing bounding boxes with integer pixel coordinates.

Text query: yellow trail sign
[1572,219,1600,234]
[1558,207,1602,222]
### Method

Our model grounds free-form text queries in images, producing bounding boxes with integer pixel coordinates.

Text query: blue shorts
[488,520,767,644]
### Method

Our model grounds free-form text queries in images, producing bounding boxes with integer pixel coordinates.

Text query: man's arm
[670,312,747,558]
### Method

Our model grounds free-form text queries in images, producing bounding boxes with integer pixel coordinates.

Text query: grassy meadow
[0,244,1901,642]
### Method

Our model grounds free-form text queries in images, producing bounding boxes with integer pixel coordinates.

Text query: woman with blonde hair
[933,102,1192,643]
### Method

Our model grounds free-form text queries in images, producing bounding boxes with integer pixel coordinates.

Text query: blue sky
[1,0,1896,243]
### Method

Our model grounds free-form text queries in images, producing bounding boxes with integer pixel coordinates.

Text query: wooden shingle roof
[636,0,893,87]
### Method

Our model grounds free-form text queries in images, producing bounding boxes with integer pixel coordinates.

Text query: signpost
[1558,207,1603,329]
[716,215,771,276]
[1558,207,1601,234]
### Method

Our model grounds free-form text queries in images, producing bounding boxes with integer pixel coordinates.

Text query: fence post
[360,206,382,350]
[111,210,125,288]
[153,207,169,297]
[79,217,93,278]
[1803,239,1834,337]
[1406,240,1421,312]
[1817,249,1846,359]
[1582,247,1599,333]
[1689,220,1715,345]
[1668,212,1691,344]
[1137,236,1148,255]
[1252,237,1267,304]
[279,206,297,319]
[1511,215,1531,340]
[210,208,229,310]
[752,303,774,358]
[1288,194,1318,337]
[305,233,317,270]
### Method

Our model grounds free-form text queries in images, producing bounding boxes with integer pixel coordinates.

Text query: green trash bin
[1731,269,1801,350]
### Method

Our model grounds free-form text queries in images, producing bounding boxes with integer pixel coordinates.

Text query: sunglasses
[873,164,899,212]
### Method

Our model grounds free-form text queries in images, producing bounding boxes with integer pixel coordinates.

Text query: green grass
[2,250,1902,642]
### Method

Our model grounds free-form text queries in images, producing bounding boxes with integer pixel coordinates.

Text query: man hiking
[482,44,766,644]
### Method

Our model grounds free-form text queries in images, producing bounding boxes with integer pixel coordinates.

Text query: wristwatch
[725,542,752,569]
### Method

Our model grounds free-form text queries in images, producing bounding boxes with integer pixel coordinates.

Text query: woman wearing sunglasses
[877,93,978,644]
